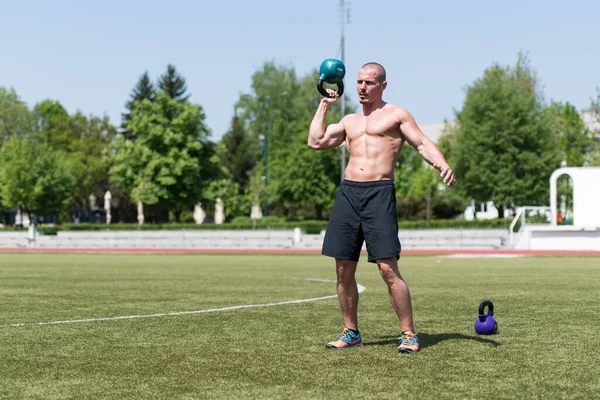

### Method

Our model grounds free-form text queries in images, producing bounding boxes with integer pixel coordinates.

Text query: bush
[396,196,466,221]
[0,217,512,235]
[398,219,510,229]
[55,220,330,232]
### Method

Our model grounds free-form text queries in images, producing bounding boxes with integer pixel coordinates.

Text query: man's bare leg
[376,257,414,333]
[335,258,359,330]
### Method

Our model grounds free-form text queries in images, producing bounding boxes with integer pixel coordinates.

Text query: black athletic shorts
[322,179,401,263]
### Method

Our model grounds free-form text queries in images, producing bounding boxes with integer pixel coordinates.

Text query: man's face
[356,67,386,104]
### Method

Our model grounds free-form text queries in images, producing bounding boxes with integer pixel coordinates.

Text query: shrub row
[2,217,513,236]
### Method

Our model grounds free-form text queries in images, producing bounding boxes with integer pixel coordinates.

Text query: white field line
[0,279,366,329]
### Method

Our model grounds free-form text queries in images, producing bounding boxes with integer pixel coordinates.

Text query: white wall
[514,225,600,251]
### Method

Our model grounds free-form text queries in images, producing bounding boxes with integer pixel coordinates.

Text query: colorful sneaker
[326,328,363,349]
[397,331,420,354]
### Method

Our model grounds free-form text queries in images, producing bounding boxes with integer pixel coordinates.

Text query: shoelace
[336,329,355,342]
[400,332,414,346]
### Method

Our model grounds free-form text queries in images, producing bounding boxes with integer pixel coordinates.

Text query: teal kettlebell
[317,58,345,98]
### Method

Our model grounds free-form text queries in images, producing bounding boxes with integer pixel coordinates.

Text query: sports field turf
[0,253,599,399]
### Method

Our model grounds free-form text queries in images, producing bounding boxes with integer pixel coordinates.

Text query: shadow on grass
[364,332,501,349]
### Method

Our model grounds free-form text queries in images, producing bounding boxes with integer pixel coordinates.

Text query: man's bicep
[323,122,346,147]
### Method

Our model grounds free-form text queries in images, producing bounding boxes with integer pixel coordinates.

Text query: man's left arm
[397,108,456,187]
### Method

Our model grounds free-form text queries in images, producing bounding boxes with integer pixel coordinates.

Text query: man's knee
[376,258,401,280]
[335,259,357,281]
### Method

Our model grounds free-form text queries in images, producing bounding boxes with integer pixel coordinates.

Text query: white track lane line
[0,279,366,328]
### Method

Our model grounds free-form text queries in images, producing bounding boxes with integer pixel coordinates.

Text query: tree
[0,138,75,221]
[451,54,561,216]
[234,62,352,219]
[108,91,214,223]
[587,90,600,166]
[393,131,466,223]
[545,101,592,167]
[158,64,190,103]
[0,87,34,145]
[68,112,116,208]
[203,178,248,221]
[431,122,471,219]
[217,114,259,193]
[269,133,338,219]
[121,72,156,138]
[544,102,593,215]
[587,148,600,166]
[32,100,72,149]
[394,146,429,199]
[30,100,117,211]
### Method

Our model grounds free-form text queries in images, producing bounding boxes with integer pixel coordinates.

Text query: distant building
[581,109,600,136]
[419,122,453,144]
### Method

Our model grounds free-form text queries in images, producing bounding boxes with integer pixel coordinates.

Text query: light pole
[261,93,287,217]
[263,102,269,217]
[339,0,350,183]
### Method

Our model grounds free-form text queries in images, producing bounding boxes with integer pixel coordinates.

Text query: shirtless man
[308,62,455,354]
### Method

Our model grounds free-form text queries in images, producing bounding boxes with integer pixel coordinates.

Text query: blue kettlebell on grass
[474,300,498,335]
[317,58,345,98]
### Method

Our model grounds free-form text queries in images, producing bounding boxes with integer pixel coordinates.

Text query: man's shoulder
[383,103,411,120]
[384,103,408,113]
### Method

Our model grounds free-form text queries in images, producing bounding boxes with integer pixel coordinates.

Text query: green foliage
[203,178,250,220]
[587,91,600,166]
[54,219,326,231]
[0,87,35,145]
[394,124,468,221]
[0,138,75,219]
[108,91,214,221]
[396,196,467,222]
[217,115,259,191]
[269,133,338,219]
[234,62,352,219]
[588,147,600,166]
[32,100,71,147]
[394,145,427,198]
[436,120,458,161]
[31,101,116,209]
[67,113,116,206]
[434,121,473,215]
[19,217,511,233]
[544,101,592,167]
[159,64,190,102]
[5,57,596,225]
[122,71,156,135]
[451,54,561,211]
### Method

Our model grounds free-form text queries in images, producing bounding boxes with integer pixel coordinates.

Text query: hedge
[1,217,514,236]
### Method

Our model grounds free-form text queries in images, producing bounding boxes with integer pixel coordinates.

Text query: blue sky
[1,0,598,140]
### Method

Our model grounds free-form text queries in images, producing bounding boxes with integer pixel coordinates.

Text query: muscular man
[308,62,455,354]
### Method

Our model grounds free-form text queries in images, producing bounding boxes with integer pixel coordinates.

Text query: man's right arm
[308,100,346,151]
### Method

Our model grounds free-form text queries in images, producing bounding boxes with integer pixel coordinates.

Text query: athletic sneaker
[397,331,420,354]
[326,328,363,349]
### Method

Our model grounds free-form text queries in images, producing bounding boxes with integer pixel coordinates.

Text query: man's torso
[342,104,405,181]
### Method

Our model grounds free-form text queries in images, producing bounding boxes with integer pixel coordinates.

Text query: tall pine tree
[158,64,190,102]
[121,72,155,136]
[218,114,259,193]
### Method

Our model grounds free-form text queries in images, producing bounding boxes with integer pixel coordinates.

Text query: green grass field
[0,253,599,399]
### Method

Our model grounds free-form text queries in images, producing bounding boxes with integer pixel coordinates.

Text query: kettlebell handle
[478,300,494,322]
[317,79,344,98]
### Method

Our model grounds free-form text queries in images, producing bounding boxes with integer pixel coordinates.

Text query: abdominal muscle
[343,133,404,182]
